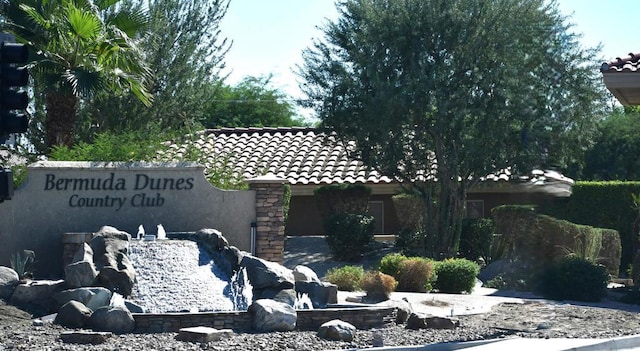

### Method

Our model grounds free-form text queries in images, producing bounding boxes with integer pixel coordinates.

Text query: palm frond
[105,8,149,37]
[66,4,102,40]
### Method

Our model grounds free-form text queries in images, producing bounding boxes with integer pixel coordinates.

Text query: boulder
[176,326,233,342]
[10,279,65,307]
[213,246,244,279]
[377,298,413,324]
[71,242,94,264]
[60,331,113,344]
[292,265,320,283]
[0,266,19,300]
[96,252,135,297]
[55,300,93,329]
[90,226,131,269]
[241,255,294,290]
[426,316,460,329]
[406,312,428,330]
[248,299,296,332]
[254,287,296,306]
[406,312,459,330]
[295,281,338,308]
[53,287,112,311]
[124,300,145,313]
[89,306,135,334]
[64,260,98,288]
[195,228,229,251]
[317,319,356,341]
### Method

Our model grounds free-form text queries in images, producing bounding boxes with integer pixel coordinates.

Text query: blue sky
[219,0,640,117]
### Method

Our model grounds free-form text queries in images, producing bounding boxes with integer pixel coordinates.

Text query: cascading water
[128,239,246,313]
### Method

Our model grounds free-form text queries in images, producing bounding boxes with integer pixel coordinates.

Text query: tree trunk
[45,91,78,150]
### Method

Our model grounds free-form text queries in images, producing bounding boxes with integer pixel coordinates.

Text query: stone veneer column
[246,175,288,263]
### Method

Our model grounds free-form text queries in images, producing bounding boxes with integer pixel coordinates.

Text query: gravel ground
[3,236,640,350]
[2,299,640,350]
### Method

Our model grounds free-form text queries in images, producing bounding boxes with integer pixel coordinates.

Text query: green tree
[2,0,153,150]
[79,0,231,138]
[581,106,640,180]
[298,0,605,257]
[202,76,306,128]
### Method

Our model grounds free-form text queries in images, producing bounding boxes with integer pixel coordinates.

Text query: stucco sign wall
[0,161,256,277]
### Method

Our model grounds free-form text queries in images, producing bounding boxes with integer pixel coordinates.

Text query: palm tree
[2,0,153,150]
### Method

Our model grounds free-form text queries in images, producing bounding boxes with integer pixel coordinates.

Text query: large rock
[241,255,295,290]
[295,281,338,308]
[406,312,459,330]
[65,260,98,288]
[212,246,245,279]
[53,287,112,311]
[317,319,356,341]
[377,298,413,324]
[55,300,93,329]
[89,306,135,334]
[90,226,131,269]
[60,331,113,345]
[10,279,65,308]
[0,266,19,300]
[254,287,296,306]
[248,299,296,332]
[176,326,233,343]
[72,242,94,263]
[96,252,135,297]
[194,228,229,251]
[292,265,320,283]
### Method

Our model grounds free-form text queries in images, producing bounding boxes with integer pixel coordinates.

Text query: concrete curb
[330,334,640,351]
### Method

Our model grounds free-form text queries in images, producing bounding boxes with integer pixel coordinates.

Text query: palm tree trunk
[45,91,78,150]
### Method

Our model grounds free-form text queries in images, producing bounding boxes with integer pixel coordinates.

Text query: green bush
[396,257,434,292]
[459,218,495,263]
[324,213,375,261]
[360,271,397,301]
[540,255,609,302]
[324,265,364,291]
[395,228,424,256]
[492,205,621,275]
[541,182,640,274]
[378,253,408,277]
[433,258,479,294]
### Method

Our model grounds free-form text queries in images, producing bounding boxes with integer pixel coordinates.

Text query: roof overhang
[602,73,640,105]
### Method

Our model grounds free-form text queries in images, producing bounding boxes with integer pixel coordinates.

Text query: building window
[368,201,384,234]
[465,200,484,219]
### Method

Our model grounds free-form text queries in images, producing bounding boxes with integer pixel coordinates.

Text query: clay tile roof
[601,52,640,72]
[190,127,395,185]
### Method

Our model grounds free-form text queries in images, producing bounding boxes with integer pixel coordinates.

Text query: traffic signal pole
[0,34,30,201]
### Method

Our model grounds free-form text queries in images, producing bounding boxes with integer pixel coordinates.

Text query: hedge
[492,205,621,276]
[541,181,640,273]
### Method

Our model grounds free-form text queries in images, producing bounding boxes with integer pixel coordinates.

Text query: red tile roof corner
[601,52,640,72]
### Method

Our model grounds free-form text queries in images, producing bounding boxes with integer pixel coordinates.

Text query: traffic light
[0,40,29,136]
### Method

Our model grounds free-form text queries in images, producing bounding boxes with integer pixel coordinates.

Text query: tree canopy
[201,76,306,128]
[298,0,606,256]
[2,0,153,150]
[580,106,640,181]
[79,0,231,137]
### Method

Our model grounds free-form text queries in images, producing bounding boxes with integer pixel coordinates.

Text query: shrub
[540,255,609,302]
[433,258,479,294]
[396,257,434,292]
[459,218,495,263]
[324,213,375,261]
[360,271,397,301]
[324,265,364,291]
[10,250,35,280]
[378,253,408,277]
[395,228,424,256]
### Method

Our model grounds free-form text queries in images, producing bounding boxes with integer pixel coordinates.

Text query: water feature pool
[128,240,237,313]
